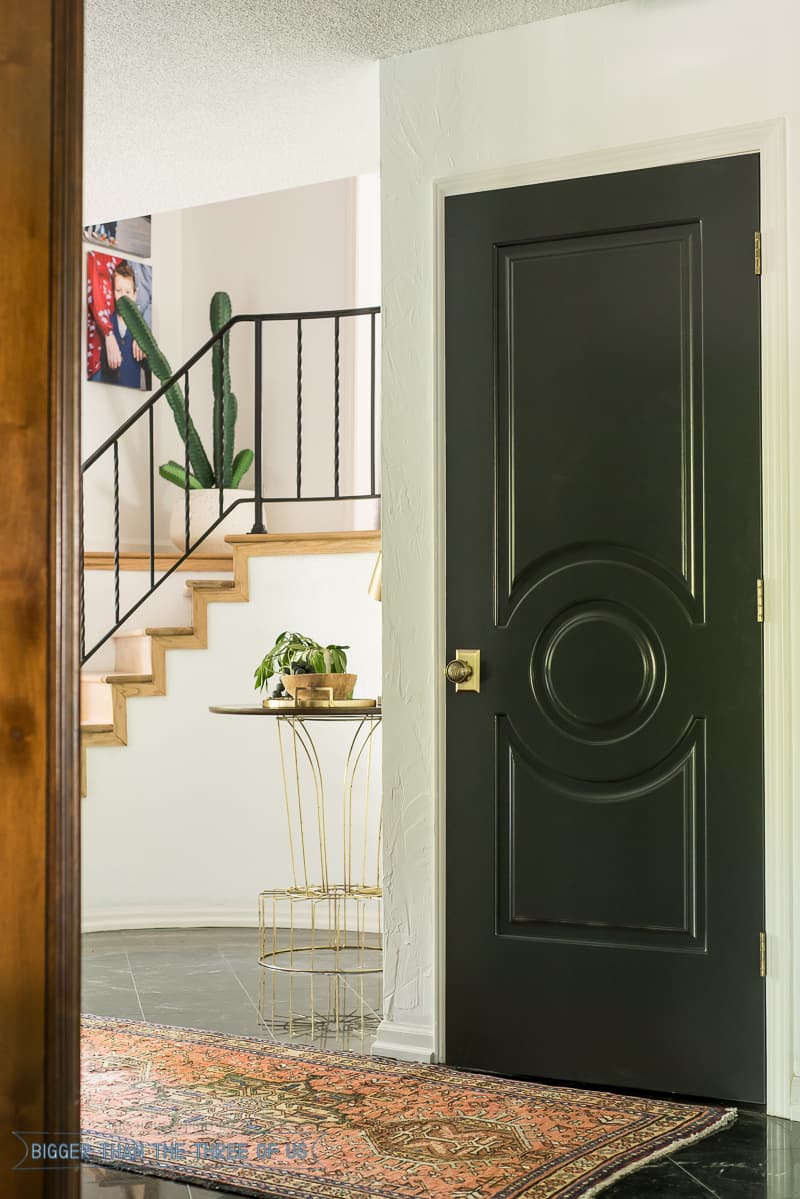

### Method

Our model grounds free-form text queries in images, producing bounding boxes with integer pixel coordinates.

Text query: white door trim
[432,119,792,1116]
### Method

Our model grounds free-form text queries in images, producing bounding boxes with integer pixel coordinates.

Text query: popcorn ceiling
[86,0,623,65]
[83,0,623,221]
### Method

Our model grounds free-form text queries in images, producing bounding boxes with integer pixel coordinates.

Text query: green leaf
[307,648,326,673]
[231,447,254,488]
[328,646,347,673]
[159,461,203,490]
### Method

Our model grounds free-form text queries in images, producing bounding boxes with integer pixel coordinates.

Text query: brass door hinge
[760,931,767,978]
[755,231,762,276]
[757,577,764,623]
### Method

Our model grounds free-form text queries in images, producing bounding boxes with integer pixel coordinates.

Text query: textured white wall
[178,178,377,532]
[378,0,800,1066]
[82,552,382,928]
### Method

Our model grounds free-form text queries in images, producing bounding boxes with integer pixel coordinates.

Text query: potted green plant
[116,290,255,553]
[254,631,355,702]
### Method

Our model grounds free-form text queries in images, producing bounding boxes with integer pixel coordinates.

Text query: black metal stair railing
[80,306,381,665]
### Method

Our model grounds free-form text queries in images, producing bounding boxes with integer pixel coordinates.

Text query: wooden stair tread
[144,626,195,637]
[85,551,233,572]
[185,579,235,590]
[82,672,153,685]
[225,531,381,555]
[226,531,379,543]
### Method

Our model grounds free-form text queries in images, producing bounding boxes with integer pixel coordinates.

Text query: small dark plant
[254,631,349,695]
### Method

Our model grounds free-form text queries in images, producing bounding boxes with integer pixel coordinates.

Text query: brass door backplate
[445,649,481,693]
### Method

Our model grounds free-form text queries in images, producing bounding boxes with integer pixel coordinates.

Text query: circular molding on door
[530,600,666,744]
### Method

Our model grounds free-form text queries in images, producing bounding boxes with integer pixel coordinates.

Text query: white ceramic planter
[169,488,256,554]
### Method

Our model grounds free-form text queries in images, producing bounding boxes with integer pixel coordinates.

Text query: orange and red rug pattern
[81,1015,734,1199]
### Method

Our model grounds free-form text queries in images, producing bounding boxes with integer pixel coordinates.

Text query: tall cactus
[116,295,215,489]
[116,293,253,491]
[210,291,254,488]
[210,291,234,485]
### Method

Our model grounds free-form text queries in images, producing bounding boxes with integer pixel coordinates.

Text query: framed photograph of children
[86,251,153,390]
[82,215,151,258]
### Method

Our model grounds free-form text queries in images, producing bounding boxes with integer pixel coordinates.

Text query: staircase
[80,304,382,796]
[79,531,380,796]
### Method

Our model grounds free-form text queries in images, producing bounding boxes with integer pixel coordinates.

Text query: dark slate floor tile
[675,1157,800,1197]
[82,953,136,980]
[82,973,140,996]
[187,1187,243,1199]
[126,956,230,981]
[81,927,382,1056]
[671,1111,767,1166]
[81,1162,190,1195]
[602,1158,715,1196]
[81,992,144,1022]
[81,975,138,997]
[131,975,243,1000]
[82,944,134,963]
[135,1001,262,1035]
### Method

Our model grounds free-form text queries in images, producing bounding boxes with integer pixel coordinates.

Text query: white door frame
[432,119,792,1116]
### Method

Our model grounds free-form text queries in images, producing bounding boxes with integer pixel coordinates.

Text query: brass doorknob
[445,659,473,684]
[445,649,480,692]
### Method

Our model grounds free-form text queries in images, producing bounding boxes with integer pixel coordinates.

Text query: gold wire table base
[257,967,381,1052]
[257,945,383,975]
[258,886,382,976]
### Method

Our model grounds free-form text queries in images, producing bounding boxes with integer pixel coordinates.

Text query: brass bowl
[280,672,357,701]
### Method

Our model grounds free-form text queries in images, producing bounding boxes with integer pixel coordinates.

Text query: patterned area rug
[81,1015,735,1199]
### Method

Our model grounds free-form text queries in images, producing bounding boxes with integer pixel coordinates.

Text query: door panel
[445,155,764,1103]
[498,223,703,619]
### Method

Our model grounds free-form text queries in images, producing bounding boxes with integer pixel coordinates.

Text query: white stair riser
[80,678,114,725]
[113,632,152,674]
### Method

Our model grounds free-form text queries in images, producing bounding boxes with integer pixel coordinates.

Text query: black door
[444,155,764,1103]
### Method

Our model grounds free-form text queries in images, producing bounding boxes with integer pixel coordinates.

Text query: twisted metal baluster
[252,318,266,532]
[296,319,303,498]
[218,334,225,518]
[370,312,377,497]
[79,471,86,662]
[184,371,191,553]
[113,440,120,626]
[148,406,155,588]
[334,315,340,498]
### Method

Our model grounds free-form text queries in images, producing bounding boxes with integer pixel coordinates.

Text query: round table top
[210,704,382,719]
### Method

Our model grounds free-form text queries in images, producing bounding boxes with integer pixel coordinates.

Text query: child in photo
[86,252,148,389]
[100,261,146,386]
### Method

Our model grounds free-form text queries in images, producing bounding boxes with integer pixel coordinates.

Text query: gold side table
[209,704,382,975]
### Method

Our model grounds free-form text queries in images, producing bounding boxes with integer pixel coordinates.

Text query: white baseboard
[82,901,381,935]
[371,1019,435,1062]
[788,1075,800,1122]
[82,907,258,932]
